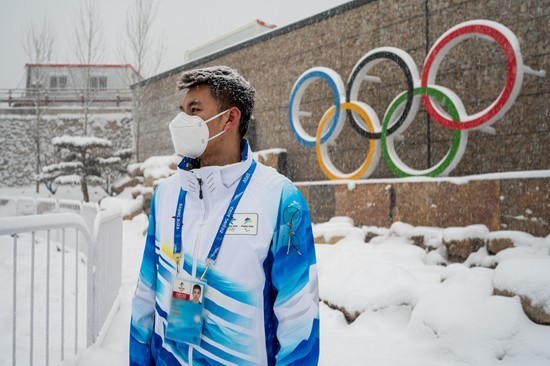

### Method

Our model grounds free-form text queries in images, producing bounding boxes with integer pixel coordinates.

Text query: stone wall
[135,0,549,182]
[0,108,134,187]
[297,174,550,237]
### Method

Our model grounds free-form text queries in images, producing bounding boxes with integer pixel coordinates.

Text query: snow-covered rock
[442,225,490,263]
[127,163,142,177]
[493,258,550,325]
[111,176,141,195]
[100,196,143,220]
[487,230,542,254]
[389,222,444,250]
[313,216,364,244]
[140,155,179,187]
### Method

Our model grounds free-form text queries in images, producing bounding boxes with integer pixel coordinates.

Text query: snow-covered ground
[70,215,550,365]
[316,234,550,365]
[0,230,88,364]
[2,185,550,365]
[61,215,150,366]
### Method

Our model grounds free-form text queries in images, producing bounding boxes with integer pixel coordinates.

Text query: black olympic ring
[346,50,416,140]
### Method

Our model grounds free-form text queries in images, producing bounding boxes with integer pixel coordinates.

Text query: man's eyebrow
[187,100,202,107]
[180,99,202,111]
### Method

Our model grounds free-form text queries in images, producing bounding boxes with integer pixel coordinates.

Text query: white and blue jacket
[130,142,319,365]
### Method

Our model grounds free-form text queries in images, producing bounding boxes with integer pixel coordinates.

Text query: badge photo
[165,278,207,346]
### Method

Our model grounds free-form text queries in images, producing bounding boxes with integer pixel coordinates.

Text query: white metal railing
[0,196,99,240]
[90,208,123,345]
[0,213,92,365]
[0,197,101,251]
[0,88,133,107]
[0,207,123,365]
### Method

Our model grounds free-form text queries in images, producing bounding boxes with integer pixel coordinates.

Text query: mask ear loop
[204,109,231,124]
[205,109,231,141]
[208,129,226,141]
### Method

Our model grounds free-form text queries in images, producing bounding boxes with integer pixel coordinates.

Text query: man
[130,66,319,365]
[192,284,202,304]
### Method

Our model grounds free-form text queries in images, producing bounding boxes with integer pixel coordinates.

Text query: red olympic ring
[421,23,520,130]
[288,20,545,180]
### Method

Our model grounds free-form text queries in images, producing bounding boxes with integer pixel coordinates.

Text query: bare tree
[23,18,55,193]
[73,0,106,135]
[123,0,164,78]
[120,0,165,161]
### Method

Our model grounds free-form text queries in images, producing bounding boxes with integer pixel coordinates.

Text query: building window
[49,75,68,89]
[89,75,108,89]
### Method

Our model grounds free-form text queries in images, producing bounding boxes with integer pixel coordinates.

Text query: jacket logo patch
[227,213,258,235]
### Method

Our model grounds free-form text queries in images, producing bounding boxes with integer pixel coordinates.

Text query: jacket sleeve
[270,182,320,365]
[130,190,158,366]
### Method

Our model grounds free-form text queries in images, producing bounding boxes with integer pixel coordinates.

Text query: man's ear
[224,107,241,132]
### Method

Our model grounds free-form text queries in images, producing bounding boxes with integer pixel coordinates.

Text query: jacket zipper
[190,175,206,363]
[197,178,203,199]
[191,175,207,278]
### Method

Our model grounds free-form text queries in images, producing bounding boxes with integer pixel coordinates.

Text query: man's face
[192,287,201,302]
[179,84,226,154]
[178,83,241,164]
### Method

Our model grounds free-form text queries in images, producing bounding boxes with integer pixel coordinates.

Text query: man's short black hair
[177,65,255,138]
[193,284,201,292]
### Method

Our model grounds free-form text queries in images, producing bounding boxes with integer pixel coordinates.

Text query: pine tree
[37,135,132,202]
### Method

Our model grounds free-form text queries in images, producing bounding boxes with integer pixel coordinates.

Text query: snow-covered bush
[37,135,132,201]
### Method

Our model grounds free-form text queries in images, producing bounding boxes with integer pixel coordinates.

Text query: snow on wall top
[52,135,112,148]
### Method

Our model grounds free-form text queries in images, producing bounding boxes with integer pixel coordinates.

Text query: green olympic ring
[381,86,468,178]
[288,20,544,180]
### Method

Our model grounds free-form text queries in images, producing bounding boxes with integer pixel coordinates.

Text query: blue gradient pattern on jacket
[130,143,319,365]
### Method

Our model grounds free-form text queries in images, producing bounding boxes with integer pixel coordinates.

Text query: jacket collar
[177,139,253,198]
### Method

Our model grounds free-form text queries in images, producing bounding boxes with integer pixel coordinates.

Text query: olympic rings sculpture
[288,20,545,180]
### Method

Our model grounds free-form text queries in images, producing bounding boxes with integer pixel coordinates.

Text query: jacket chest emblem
[227,213,259,235]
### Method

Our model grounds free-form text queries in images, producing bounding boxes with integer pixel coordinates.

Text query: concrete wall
[135,0,549,182]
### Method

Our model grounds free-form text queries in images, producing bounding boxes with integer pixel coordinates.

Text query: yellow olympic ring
[290,20,545,180]
[316,102,381,180]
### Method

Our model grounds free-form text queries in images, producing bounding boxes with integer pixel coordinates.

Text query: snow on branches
[98,156,122,166]
[42,161,83,173]
[51,135,112,149]
[38,134,133,201]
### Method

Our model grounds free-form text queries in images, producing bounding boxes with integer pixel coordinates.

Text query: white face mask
[169,109,229,158]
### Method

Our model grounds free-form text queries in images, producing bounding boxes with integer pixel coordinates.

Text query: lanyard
[173,160,257,278]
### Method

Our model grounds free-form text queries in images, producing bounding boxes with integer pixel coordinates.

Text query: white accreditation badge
[165,276,207,346]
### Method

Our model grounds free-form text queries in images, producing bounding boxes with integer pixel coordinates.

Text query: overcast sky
[0,0,352,88]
